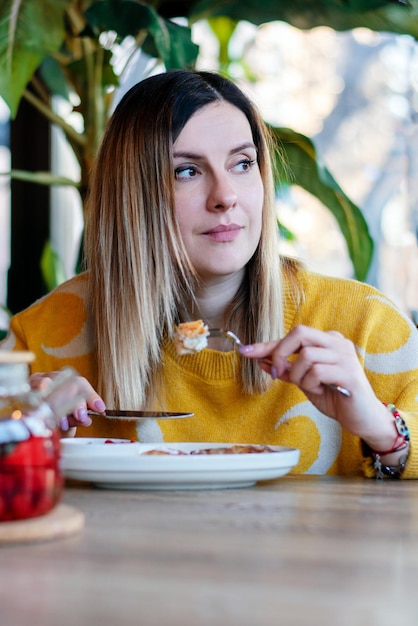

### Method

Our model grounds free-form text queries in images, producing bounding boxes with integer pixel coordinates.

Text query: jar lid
[0,351,35,364]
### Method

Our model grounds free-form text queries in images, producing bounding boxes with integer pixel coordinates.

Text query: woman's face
[173,101,264,281]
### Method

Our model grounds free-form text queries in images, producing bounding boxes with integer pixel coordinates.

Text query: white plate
[60,439,300,490]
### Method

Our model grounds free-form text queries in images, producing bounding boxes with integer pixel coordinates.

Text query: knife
[88,410,194,420]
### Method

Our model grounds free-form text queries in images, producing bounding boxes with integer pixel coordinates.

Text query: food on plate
[141,444,276,456]
[173,319,209,355]
[141,448,187,456]
[190,444,276,455]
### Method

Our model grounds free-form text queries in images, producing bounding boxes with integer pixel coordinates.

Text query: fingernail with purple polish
[60,416,69,431]
[94,400,106,412]
[77,408,89,423]
[270,366,278,380]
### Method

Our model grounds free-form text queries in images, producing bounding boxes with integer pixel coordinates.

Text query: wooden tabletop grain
[1,475,418,626]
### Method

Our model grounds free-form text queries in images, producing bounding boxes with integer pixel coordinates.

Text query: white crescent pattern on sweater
[358,295,418,374]
[275,401,342,474]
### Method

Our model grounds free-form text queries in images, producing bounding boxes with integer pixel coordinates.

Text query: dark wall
[7,95,50,314]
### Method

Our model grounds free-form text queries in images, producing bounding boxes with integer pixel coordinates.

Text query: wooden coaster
[0,504,85,545]
[0,350,35,363]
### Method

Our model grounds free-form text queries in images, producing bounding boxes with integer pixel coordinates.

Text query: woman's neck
[191,270,245,328]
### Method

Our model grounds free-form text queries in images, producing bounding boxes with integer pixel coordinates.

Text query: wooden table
[1,475,418,626]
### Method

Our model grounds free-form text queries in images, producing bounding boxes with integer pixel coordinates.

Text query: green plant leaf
[39,56,72,101]
[326,0,410,9]
[278,220,296,241]
[0,0,71,117]
[142,17,199,68]
[207,17,238,66]
[189,0,418,38]
[85,0,156,39]
[40,241,67,292]
[271,126,373,281]
[85,0,199,69]
[159,19,199,68]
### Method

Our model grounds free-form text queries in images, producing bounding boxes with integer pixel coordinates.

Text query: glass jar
[0,351,63,521]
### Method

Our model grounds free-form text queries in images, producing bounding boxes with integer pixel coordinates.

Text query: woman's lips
[203,224,242,242]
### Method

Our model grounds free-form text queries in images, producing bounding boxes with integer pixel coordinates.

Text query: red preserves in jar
[0,418,63,521]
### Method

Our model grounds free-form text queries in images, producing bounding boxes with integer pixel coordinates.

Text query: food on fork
[174,319,210,355]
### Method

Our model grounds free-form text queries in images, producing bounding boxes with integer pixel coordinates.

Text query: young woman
[3,70,418,477]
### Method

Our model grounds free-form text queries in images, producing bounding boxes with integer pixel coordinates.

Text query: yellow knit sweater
[3,268,418,478]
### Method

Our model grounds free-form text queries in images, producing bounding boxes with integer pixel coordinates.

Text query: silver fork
[209,328,351,398]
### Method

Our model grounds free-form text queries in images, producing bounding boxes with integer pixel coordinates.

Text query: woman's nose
[206,174,238,212]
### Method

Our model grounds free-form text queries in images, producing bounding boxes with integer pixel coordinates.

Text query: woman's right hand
[29,371,106,437]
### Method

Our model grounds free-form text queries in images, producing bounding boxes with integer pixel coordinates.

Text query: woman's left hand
[29,371,106,437]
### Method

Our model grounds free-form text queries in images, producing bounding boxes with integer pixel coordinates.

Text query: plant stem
[30,75,51,106]
[23,89,86,148]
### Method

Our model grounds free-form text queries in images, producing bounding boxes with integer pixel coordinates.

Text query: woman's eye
[174,166,198,180]
[234,158,257,173]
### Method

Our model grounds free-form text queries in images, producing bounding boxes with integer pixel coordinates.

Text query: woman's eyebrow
[173,150,202,160]
[173,142,257,160]
[231,142,257,154]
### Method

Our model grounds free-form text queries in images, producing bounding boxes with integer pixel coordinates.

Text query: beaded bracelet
[362,403,411,479]
[371,403,410,456]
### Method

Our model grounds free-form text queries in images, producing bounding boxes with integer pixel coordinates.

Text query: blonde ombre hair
[84,70,290,408]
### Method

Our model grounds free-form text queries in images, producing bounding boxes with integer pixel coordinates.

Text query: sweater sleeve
[358,296,418,479]
[0,314,29,352]
[0,274,96,380]
[292,269,418,478]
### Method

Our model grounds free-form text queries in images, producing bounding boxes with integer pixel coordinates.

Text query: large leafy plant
[0,0,415,280]
[0,0,199,201]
